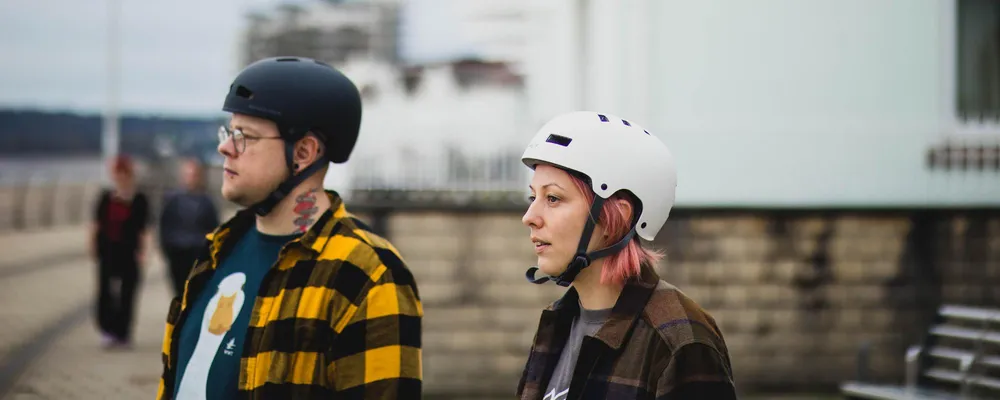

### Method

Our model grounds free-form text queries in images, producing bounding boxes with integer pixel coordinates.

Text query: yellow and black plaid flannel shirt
[157,191,422,399]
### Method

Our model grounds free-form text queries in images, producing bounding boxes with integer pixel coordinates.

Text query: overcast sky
[0,0,470,117]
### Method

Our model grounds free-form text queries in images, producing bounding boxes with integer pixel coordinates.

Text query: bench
[840,305,1000,400]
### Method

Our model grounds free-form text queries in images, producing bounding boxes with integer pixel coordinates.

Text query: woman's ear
[614,197,634,222]
[600,198,634,240]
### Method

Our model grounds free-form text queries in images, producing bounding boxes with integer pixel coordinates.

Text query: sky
[0,0,470,117]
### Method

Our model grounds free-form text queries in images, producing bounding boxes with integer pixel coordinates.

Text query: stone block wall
[352,207,1000,397]
[382,211,562,396]
[3,173,997,396]
[653,212,915,392]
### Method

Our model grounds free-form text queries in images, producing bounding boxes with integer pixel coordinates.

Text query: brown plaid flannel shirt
[517,264,736,400]
[157,191,422,399]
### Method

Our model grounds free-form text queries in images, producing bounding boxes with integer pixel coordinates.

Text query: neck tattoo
[293,188,320,233]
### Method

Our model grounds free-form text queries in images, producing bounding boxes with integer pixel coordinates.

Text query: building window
[957,0,1000,122]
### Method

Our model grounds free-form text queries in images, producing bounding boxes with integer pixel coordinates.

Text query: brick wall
[351,207,1000,396]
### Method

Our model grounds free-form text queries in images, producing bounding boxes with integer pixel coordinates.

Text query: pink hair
[569,174,664,286]
[111,154,134,176]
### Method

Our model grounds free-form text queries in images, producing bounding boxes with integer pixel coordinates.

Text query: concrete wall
[351,206,1000,396]
[0,163,235,233]
[0,182,104,232]
[5,178,998,396]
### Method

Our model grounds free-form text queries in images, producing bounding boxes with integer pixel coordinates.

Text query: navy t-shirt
[173,227,300,399]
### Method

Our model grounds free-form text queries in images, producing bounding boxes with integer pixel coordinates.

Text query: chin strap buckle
[524,267,550,285]
[524,253,592,287]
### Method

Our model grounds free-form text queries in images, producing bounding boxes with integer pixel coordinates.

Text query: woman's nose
[522,201,542,228]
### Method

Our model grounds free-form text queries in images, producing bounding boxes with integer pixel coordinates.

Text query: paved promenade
[0,227,172,399]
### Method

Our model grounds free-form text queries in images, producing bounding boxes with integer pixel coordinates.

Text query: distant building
[242,0,402,67]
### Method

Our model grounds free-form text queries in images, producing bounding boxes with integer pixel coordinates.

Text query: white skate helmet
[521,111,677,285]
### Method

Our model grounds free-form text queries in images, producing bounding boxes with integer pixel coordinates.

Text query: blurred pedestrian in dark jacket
[159,158,219,298]
[91,154,149,349]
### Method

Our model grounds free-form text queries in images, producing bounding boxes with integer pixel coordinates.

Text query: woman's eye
[547,195,559,203]
[528,195,536,202]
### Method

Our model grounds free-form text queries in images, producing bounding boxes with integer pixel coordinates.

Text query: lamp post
[102,0,121,177]
[576,0,589,111]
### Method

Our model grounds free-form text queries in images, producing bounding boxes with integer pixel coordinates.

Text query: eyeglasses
[218,126,284,155]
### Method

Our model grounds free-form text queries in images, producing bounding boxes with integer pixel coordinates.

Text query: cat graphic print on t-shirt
[176,273,247,399]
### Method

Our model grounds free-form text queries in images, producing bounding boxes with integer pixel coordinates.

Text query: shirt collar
[544,263,661,350]
[204,190,347,268]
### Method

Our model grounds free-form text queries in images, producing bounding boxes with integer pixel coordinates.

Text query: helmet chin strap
[525,195,637,287]
[251,140,326,217]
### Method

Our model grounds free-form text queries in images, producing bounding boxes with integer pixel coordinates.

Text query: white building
[323,57,530,196]
[524,0,1000,207]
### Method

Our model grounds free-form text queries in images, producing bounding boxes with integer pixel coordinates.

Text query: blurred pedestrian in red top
[90,154,150,349]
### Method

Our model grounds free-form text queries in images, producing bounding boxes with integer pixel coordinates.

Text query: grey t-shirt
[543,304,612,400]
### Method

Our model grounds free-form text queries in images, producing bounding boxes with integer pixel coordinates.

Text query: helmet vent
[598,114,609,122]
[276,57,299,62]
[622,119,631,126]
[545,134,572,147]
[235,85,254,99]
[643,130,650,135]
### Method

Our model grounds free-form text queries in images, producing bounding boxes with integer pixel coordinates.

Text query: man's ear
[293,135,323,172]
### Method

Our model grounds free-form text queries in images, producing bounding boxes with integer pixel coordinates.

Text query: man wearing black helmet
[157,57,422,399]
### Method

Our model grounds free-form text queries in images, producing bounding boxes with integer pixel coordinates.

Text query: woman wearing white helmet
[516,111,736,399]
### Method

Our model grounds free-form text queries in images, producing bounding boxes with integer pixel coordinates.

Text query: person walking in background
[90,154,150,350]
[517,111,736,399]
[159,157,219,298]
